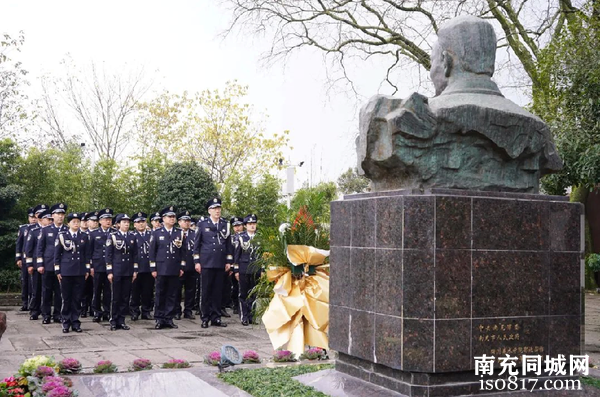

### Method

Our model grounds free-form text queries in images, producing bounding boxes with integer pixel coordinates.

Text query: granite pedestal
[329,189,584,396]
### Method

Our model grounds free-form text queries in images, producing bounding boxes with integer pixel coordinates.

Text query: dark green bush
[0,268,21,292]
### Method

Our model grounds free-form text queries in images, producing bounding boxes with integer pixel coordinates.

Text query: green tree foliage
[535,2,600,195]
[223,172,283,227]
[136,81,289,188]
[289,182,338,224]
[337,167,370,195]
[154,161,218,216]
[0,139,22,271]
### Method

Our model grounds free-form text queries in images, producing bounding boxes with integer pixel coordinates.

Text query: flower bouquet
[256,206,330,358]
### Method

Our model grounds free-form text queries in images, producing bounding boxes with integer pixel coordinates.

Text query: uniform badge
[159,236,165,241]
[59,203,64,209]
[96,236,101,239]
[205,228,210,232]
[48,233,54,237]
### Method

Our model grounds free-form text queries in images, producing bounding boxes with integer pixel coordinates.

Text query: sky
[0,0,530,190]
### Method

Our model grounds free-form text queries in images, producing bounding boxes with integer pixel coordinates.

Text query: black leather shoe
[166,321,178,329]
[110,325,117,331]
[220,309,231,318]
[92,317,101,323]
[73,327,83,333]
[30,315,39,320]
[201,321,209,328]
[183,313,195,320]
[20,305,28,312]
[120,324,131,330]
[155,323,164,329]
[242,320,249,326]
[62,328,69,333]
[42,318,51,325]
[174,313,181,320]
[131,315,139,321]
[141,314,153,320]
[211,320,227,327]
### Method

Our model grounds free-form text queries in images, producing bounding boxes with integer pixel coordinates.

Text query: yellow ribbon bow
[261,244,330,358]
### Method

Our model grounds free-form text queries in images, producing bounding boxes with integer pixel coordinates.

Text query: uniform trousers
[175,270,197,316]
[154,275,179,324]
[201,268,224,322]
[20,263,30,308]
[81,276,94,315]
[110,276,132,326]
[193,273,202,311]
[41,271,62,320]
[29,270,43,316]
[231,273,239,309]
[92,271,111,318]
[130,272,154,317]
[60,276,84,329]
[239,273,259,322]
[221,271,233,309]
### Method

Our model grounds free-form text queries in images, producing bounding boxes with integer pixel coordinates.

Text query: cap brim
[162,212,176,217]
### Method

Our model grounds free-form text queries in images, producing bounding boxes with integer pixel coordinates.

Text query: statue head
[430,16,497,95]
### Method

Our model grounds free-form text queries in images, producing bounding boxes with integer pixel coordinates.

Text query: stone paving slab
[0,306,275,379]
[70,367,253,397]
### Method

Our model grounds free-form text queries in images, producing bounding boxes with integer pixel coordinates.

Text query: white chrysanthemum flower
[278,223,290,234]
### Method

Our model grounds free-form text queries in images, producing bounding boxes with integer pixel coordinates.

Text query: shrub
[242,350,261,364]
[273,350,296,362]
[0,268,20,293]
[34,365,56,378]
[162,359,191,369]
[131,358,153,371]
[93,360,118,374]
[18,355,57,377]
[58,358,82,375]
[300,347,327,361]
[205,351,221,366]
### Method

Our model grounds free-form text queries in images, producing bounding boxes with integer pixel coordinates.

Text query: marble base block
[329,189,584,396]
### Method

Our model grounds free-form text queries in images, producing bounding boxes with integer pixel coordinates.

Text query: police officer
[176,210,196,320]
[89,208,114,322]
[55,213,90,333]
[233,214,260,326]
[228,216,244,315]
[106,214,138,331]
[150,212,162,231]
[15,207,36,311]
[193,198,233,329]
[36,203,69,324]
[24,204,49,320]
[149,206,186,329]
[81,211,98,318]
[130,212,154,321]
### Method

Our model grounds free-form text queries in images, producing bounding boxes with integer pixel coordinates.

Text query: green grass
[582,376,600,389]
[218,363,334,397]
